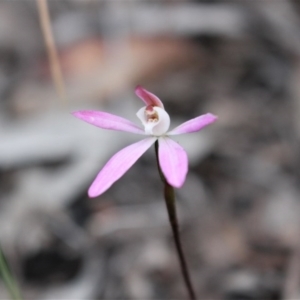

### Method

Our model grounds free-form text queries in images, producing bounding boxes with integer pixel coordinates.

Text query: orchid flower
[73,86,217,198]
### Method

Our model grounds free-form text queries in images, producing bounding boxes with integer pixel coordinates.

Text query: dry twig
[36,0,67,104]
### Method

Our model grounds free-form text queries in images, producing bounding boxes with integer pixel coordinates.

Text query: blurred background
[1,0,300,299]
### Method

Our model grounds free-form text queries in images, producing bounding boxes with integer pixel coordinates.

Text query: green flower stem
[154,141,196,300]
[0,246,22,300]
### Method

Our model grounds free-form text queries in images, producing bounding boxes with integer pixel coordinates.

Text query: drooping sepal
[158,137,188,188]
[88,137,157,197]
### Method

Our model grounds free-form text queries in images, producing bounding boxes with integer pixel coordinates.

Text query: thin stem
[155,141,196,300]
[0,246,22,300]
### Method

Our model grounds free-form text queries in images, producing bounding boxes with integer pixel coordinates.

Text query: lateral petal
[168,113,217,135]
[72,110,145,134]
[158,137,188,188]
[135,86,164,108]
[88,137,157,197]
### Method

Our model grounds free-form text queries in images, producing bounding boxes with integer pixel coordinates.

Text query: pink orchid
[73,86,217,198]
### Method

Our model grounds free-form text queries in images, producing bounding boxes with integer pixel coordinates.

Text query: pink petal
[168,113,218,135]
[88,137,157,197]
[135,86,164,108]
[72,110,145,134]
[158,137,188,188]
